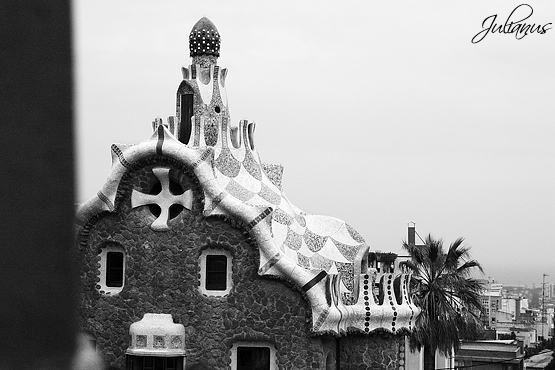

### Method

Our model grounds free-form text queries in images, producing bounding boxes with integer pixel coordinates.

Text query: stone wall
[78,158,335,369]
[339,332,406,370]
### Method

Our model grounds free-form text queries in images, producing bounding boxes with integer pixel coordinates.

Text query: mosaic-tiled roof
[189,17,220,57]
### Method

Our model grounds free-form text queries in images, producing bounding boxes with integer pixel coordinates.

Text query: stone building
[76,17,418,370]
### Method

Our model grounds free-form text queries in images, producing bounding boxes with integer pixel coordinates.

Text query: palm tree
[401,234,485,370]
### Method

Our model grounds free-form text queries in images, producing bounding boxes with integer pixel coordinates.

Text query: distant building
[495,311,513,326]
[535,312,554,342]
[481,283,503,328]
[455,340,524,370]
[404,346,454,370]
[501,297,522,321]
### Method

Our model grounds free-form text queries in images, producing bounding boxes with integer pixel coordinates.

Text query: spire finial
[189,17,221,58]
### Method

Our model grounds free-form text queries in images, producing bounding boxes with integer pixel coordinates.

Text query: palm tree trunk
[424,346,436,370]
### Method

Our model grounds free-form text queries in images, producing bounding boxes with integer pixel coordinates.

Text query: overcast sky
[74,1,555,286]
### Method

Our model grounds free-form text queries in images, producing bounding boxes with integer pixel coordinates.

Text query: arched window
[179,93,193,144]
[177,82,194,145]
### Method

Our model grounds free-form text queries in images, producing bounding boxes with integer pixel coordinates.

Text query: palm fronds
[402,234,485,357]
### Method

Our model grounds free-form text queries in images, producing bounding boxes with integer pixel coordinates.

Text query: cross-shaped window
[131,167,193,231]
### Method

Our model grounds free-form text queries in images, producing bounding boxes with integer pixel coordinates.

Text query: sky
[74,1,555,287]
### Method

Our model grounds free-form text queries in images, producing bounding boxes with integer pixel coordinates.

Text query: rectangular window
[237,347,270,370]
[206,255,227,290]
[126,356,182,370]
[106,251,124,287]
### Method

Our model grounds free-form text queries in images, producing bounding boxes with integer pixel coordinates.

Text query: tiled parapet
[341,272,418,335]
[307,249,418,335]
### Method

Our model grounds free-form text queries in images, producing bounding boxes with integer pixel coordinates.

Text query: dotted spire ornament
[189,17,221,57]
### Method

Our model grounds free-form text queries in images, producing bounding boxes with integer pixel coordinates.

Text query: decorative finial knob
[189,17,221,58]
